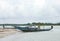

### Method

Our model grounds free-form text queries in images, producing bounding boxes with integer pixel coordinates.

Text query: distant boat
[15,26,53,32]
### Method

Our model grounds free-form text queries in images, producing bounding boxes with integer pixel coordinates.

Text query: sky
[0,0,60,24]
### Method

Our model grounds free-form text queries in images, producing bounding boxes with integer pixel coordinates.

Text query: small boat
[15,26,53,32]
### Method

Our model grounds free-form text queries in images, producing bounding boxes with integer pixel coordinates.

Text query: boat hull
[15,27,53,32]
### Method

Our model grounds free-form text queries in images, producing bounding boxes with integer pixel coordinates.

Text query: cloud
[0,0,60,23]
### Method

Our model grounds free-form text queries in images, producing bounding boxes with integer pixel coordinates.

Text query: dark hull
[15,27,53,32]
[21,29,52,32]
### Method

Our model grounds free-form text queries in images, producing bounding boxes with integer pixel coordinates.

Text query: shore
[0,29,22,38]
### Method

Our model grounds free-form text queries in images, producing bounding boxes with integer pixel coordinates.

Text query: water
[0,26,60,41]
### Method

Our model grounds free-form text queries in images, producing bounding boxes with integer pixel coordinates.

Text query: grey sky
[0,0,60,24]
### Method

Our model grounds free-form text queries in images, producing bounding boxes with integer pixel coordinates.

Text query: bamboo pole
[3,24,5,29]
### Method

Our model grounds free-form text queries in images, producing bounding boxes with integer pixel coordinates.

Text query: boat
[15,26,53,32]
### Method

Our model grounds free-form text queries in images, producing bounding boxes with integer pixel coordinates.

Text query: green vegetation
[0,22,60,26]
[26,22,60,26]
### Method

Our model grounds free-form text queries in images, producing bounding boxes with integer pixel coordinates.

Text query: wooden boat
[15,26,53,32]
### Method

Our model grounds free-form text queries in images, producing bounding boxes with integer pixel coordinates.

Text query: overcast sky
[0,0,60,24]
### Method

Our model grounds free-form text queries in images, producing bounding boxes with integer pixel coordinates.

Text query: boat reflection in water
[15,26,53,32]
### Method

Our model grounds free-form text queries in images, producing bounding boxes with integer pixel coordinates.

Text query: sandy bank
[0,29,22,38]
